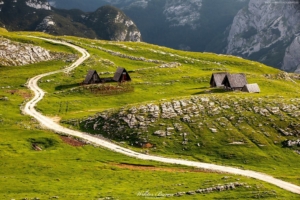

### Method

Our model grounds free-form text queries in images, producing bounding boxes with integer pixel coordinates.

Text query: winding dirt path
[23,37,300,195]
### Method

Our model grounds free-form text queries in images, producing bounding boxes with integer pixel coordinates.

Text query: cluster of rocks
[174,182,245,197]
[73,96,300,148]
[264,72,299,81]
[35,16,55,32]
[72,41,164,64]
[159,62,182,68]
[147,48,228,68]
[100,59,115,66]
[134,62,182,72]
[0,96,8,101]
[25,0,51,10]
[282,139,300,147]
[0,38,52,66]
[51,52,77,62]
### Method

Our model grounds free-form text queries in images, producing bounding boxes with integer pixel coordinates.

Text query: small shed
[222,73,247,90]
[210,72,228,87]
[113,67,131,82]
[83,70,101,84]
[242,83,260,93]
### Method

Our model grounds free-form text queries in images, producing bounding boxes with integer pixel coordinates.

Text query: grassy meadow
[0,28,300,199]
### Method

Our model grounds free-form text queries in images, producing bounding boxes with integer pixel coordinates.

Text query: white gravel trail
[23,37,300,195]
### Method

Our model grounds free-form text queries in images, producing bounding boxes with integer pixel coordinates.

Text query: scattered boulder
[153,130,166,137]
[0,97,9,101]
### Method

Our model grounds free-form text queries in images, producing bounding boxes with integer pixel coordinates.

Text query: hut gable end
[242,83,260,93]
[222,73,247,90]
[113,67,131,82]
[83,70,101,84]
[210,72,228,87]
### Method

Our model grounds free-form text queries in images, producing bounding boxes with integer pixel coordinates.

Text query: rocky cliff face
[25,0,51,10]
[52,0,300,73]
[163,0,202,29]
[0,38,52,66]
[282,36,300,73]
[51,0,247,51]
[226,0,300,72]
[85,6,141,42]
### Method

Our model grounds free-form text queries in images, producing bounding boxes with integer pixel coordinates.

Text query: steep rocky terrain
[226,0,300,73]
[50,0,300,73]
[51,0,248,51]
[0,0,141,41]
[0,37,52,66]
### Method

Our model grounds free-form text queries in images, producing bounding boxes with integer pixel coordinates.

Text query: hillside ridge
[0,0,141,41]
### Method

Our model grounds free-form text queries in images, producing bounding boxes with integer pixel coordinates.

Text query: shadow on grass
[55,83,80,91]
[192,88,230,95]
[187,87,209,90]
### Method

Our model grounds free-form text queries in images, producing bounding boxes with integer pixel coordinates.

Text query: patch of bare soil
[60,136,85,147]
[6,90,32,99]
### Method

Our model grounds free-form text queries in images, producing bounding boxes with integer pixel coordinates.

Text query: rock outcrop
[0,38,52,66]
[163,0,202,29]
[25,0,51,10]
[67,96,300,149]
[86,6,141,42]
[227,0,300,72]
[282,36,300,73]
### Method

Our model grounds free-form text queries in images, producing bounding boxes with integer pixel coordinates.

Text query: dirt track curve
[23,37,300,195]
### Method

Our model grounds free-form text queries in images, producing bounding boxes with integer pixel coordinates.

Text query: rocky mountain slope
[0,0,141,41]
[0,37,52,66]
[226,0,300,73]
[50,0,248,52]
[50,0,300,73]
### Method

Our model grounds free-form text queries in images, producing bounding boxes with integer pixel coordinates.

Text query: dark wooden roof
[83,70,101,84]
[113,67,131,82]
[242,83,260,93]
[222,73,247,88]
[210,72,228,87]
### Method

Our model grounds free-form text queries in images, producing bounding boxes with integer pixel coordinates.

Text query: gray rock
[0,97,9,101]
[210,128,218,133]
[181,115,191,123]
[153,130,166,137]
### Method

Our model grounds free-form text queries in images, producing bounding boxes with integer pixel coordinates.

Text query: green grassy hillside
[1,28,300,199]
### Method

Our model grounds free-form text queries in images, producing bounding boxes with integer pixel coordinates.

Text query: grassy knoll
[1,30,300,199]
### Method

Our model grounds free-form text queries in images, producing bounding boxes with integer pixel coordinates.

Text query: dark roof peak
[222,73,247,88]
[113,67,131,82]
[83,70,101,84]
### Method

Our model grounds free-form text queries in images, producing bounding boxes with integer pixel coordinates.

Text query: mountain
[50,0,300,73]
[4,0,300,72]
[226,0,300,73]
[0,0,141,41]
[50,0,248,52]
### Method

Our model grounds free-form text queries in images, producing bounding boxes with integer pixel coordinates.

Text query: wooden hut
[113,67,131,82]
[222,73,247,91]
[242,83,260,93]
[210,72,228,87]
[83,70,101,84]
